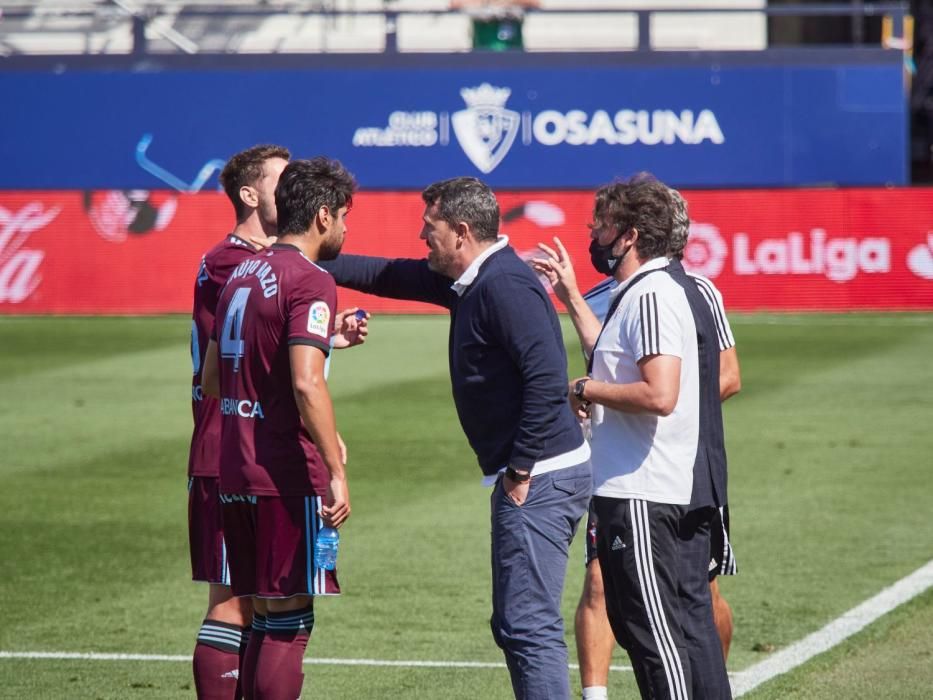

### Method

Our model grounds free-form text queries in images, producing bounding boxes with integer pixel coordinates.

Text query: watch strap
[574,377,590,401]
[505,465,532,483]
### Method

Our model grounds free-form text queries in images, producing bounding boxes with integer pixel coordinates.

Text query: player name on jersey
[228,257,279,298]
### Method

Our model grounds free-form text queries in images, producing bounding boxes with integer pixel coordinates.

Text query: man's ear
[455,221,470,245]
[239,185,258,211]
[315,205,332,232]
[615,227,637,256]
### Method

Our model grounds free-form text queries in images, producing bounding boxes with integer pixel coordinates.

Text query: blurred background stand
[450,0,539,51]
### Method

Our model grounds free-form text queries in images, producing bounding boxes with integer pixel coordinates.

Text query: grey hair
[667,187,689,259]
[421,177,500,242]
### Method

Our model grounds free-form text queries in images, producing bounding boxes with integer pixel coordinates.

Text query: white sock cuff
[582,686,608,700]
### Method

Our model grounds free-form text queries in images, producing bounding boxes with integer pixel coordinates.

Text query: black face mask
[589,231,626,276]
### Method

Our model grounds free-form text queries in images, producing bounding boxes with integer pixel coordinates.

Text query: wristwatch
[573,377,590,404]
[505,465,532,483]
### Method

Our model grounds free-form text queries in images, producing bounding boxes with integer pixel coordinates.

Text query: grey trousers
[490,461,592,700]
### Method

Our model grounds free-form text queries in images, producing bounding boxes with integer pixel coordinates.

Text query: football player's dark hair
[275,158,358,236]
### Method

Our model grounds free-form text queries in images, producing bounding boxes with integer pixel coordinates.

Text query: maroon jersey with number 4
[188,235,256,478]
[212,243,337,497]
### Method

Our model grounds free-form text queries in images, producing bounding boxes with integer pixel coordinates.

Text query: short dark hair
[591,173,674,261]
[219,144,290,220]
[275,157,357,237]
[421,176,499,242]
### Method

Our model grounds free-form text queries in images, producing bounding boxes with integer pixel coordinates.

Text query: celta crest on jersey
[452,84,520,175]
[229,257,279,298]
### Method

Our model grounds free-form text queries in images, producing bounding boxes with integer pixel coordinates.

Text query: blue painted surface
[2,61,905,189]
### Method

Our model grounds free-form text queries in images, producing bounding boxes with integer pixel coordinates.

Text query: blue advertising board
[1,57,906,190]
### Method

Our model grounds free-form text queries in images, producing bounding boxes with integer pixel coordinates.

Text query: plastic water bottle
[314,527,339,571]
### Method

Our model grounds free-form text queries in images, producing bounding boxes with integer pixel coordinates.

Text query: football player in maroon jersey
[189,145,289,700]
[203,158,359,700]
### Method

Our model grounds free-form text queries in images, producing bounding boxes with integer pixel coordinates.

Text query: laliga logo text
[734,229,889,282]
[681,224,891,282]
[906,233,933,280]
[0,202,60,304]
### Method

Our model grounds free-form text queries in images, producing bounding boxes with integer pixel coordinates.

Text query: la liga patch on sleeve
[307,301,331,338]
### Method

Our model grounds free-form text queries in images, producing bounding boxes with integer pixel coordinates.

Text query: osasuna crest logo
[452,84,520,174]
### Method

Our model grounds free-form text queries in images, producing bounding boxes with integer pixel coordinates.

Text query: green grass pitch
[0,313,931,699]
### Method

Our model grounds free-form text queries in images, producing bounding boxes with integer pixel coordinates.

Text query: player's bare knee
[207,586,253,626]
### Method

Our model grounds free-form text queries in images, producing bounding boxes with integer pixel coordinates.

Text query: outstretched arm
[320,255,456,309]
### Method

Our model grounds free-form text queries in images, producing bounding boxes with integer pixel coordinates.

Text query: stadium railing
[0,1,910,57]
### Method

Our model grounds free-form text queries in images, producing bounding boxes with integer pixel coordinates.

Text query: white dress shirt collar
[451,235,510,296]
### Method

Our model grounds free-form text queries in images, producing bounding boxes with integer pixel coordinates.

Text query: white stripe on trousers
[630,499,689,700]
[720,510,731,576]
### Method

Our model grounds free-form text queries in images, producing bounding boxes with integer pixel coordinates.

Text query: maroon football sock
[253,607,313,700]
[193,620,244,700]
[241,614,266,700]
[235,625,251,700]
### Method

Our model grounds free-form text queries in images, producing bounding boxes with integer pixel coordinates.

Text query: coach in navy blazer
[320,177,592,700]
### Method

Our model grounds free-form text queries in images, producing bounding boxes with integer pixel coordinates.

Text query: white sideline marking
[0,651,630,672]
[0,652,191,663]
[731,559,933,696]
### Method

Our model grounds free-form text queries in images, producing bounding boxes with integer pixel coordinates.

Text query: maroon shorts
[220,493,340,599]
[188,476,231,585]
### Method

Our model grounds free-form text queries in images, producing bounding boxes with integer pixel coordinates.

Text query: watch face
[575,380,586,397]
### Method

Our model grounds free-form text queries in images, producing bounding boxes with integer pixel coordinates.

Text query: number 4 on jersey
[220,287,251,372]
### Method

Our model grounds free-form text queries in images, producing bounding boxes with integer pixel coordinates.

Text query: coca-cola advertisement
[0,188,931,314]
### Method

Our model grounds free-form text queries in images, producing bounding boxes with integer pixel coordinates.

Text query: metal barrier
[0,2,910,56]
